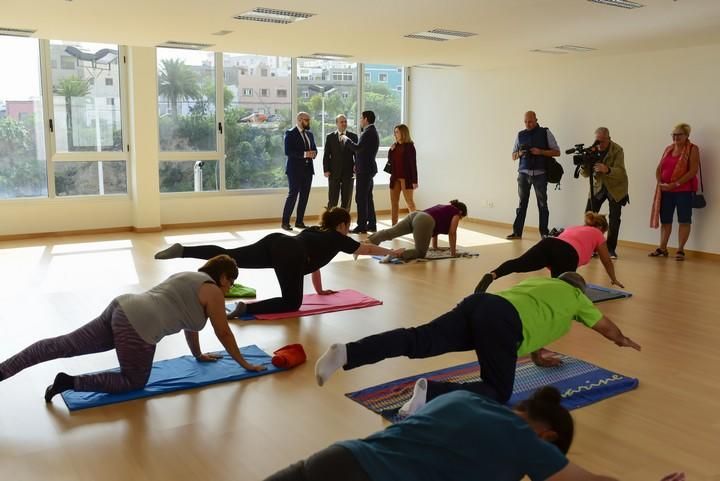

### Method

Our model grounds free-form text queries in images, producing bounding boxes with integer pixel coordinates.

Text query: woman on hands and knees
[476,212,623,294]
[0,255,264,402]
[155,208,403,317]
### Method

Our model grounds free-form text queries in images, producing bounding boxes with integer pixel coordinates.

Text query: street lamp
[308,85,336,141]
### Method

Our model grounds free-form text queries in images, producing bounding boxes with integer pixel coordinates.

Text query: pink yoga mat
[251,289,382,320]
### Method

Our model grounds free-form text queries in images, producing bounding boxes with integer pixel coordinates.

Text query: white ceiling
[3,0,720,69]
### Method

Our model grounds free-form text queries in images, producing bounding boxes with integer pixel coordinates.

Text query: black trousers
[264,445,370,481]
[355,174,376,230]
[283,168,314,225]
[493,237,579,279]
[182,233,306,314]
[586,190,626,253]
[328,174,353,211]
[344,293,523,403]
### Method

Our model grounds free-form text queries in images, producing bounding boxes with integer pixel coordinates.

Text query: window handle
[218,122,223,134]
[49,119,54,133]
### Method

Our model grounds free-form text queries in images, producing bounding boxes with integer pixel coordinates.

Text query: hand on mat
[196,353,223,362]
[531,348,563,368]
[611,279,625,289]
[660,473,685,481]
[390,248,406,257]
[317,289,337,295]
[616,336,641,351]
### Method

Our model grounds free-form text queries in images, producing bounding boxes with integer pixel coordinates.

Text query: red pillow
[271,344,307,369]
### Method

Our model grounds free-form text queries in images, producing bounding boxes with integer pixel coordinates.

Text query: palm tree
[53,76,91,151]
[158,59,200,118]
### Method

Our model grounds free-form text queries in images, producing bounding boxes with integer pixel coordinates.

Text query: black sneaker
[351,226,367,234]
[367,226,377,233]
[474,273,494,293]
[281,224,293,231]
[295,222,308,229]
[506,233,522,240]
[609,251,618,260]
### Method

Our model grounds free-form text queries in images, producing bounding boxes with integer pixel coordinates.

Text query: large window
[296,59,358,149]
[48,40,127,196]
[223,53,291,190]
[0,36,47,198]
[363,64,404,147]
[157,48,219,193]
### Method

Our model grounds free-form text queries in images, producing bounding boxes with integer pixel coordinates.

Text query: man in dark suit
[282,112,317,231]
[323,114,357,211]
[341,110,379,233]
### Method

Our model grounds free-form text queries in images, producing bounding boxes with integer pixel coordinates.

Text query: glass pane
[363,64,403,147]
[296,59,358,149]
[50,40,122,153]
[159,160,219,193]
[54,160,127,196]
[223,53,291,189]
[0,37,48,198]
[157,48,216,152]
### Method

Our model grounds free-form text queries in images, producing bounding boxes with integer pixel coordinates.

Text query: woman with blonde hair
[388,124,418,225]
[649,123,700,261]
[476,212,623,293]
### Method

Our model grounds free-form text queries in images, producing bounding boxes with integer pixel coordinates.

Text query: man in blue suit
[282,112,317,231]
[341,110,379,233]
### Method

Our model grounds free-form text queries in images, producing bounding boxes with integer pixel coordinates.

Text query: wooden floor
[0,219,718,481]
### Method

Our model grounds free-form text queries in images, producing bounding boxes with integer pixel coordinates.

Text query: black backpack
[546,157,564,184]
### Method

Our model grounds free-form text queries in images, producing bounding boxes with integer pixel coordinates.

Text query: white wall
[409,44,720,254]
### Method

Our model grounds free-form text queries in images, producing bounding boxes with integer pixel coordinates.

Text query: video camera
[565,143,599,178]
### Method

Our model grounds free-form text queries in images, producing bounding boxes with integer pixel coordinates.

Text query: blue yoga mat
[586,284,632,303]
[346,354,638,423]
[61,345,282,411]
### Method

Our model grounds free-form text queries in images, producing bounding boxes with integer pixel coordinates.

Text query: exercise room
[1,1,718,480]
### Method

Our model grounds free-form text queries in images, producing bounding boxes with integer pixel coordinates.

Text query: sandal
[648,248,669,257]
[675,250,685,261]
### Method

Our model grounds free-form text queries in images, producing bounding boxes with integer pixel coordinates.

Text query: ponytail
[584,211,608,233]
[320,207,351,231]
[449,199,468,217]
[515,387,574,454]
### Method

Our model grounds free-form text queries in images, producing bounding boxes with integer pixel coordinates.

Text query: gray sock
[154,243,184,260]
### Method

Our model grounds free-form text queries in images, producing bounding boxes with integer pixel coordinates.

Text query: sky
[0,37,42,101]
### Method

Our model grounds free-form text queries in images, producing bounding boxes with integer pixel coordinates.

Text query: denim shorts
[660,191,693,224]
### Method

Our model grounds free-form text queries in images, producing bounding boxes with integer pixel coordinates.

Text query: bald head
[524,111,538,130]
[297,111,310,130]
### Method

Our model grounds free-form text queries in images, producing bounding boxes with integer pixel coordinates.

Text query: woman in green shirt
[316,272,640,415]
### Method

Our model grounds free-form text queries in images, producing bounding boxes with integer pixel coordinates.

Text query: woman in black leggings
[475,212,623,293]
[154,208,403,316]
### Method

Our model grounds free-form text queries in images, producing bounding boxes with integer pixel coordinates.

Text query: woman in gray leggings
[368,199,467,261]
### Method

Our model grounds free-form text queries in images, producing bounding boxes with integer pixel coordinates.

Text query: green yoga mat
[225,283,256,299]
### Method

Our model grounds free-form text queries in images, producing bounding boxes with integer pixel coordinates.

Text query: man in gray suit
[323,114,358,211]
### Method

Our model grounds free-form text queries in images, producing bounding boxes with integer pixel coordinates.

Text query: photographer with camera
[579,127,628,259]
[508,111,561,240]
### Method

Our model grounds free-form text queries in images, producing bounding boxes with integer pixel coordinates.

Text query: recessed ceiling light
[234,7,315,25]
[306,53,353,60]
[405,28,477,42]
[587,0,644,9]
[530,49,569,55]
[212,30,233,36]
[157,41,214,50]
[555,45,597,52]
[413,63,462,68]
[0,27,36,38]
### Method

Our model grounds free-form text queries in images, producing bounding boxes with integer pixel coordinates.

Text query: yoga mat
[225,283,256,299]
[372,250,477,264]
[225,289,382,321]
[61,345,281,411]
[586,284,632,303]
[346,354,638,423]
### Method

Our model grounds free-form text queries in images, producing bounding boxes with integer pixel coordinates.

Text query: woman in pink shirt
[648,123,700,261]
[475,212,623,293]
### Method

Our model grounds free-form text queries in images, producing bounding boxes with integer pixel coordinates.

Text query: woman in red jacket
[388,124,418,225]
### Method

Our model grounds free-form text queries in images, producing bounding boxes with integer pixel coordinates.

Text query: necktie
[301,130,310,150]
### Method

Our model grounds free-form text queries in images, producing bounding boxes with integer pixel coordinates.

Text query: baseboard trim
[465,217,719,260]
[0,209,402,241]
